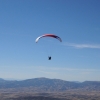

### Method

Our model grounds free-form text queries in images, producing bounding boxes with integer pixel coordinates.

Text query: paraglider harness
[48,56,51,60]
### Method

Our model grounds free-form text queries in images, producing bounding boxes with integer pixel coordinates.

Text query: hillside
[0,77,100,92]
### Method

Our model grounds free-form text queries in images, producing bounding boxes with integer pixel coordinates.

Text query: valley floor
[0,89,100,100]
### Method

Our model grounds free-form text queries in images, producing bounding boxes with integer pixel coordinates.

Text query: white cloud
[63,42,100,49]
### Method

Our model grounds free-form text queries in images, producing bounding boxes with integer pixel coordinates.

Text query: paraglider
[35,34,62,60]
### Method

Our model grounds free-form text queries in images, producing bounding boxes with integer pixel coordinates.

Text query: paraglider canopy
[35,34,62,60]
[35,34,62,43]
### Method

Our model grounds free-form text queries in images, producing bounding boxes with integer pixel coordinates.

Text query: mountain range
[0,77,100,92]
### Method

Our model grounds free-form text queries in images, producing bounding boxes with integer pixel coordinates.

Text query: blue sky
[0,0,100,81]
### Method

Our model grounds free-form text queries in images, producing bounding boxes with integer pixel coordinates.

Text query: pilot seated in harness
[48,56,51,60]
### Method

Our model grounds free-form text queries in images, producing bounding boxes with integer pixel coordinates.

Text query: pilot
[48,56,51,60]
